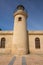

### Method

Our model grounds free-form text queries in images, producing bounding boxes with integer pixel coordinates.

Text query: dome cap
[17,5,25,10]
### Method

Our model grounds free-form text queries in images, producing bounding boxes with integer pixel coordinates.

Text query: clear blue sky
[0,0,43,30]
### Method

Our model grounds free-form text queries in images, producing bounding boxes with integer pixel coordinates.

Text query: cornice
[0,31,13,35]
[28,31,43,35]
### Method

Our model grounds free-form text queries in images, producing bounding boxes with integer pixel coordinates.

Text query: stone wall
[0,31,43,55]
[28,31,43,54]
[0,31,13,54]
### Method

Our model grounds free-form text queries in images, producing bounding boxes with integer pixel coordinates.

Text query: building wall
[0,31,13,54]
[0,31,43,55]
[28,31,43,54]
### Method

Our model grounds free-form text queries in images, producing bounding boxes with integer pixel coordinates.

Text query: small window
[35,37,40,49]
[0,37,6,48]
[18,17,22,21]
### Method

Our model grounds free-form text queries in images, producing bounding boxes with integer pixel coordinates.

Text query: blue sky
[0,0,43,30]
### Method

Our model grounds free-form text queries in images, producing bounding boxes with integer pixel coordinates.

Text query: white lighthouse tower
[12,5,28,55]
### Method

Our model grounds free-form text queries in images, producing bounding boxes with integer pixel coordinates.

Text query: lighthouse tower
[12,5,28,55]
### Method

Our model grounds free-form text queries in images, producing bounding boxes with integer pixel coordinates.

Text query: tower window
[0,37,6,48]
[35,37,40,49]
[18,17,22,21]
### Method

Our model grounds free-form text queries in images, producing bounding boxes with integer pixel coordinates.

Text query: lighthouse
[12,5,28,55]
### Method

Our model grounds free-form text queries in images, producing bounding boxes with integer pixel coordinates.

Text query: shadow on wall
[27,31,30,54]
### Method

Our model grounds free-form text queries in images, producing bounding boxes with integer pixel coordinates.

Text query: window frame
[35,37,40,49]
[0,37,6,48]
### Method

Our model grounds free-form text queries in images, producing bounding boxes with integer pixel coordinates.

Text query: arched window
[35,37,40,49]
[1,38,6,48]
